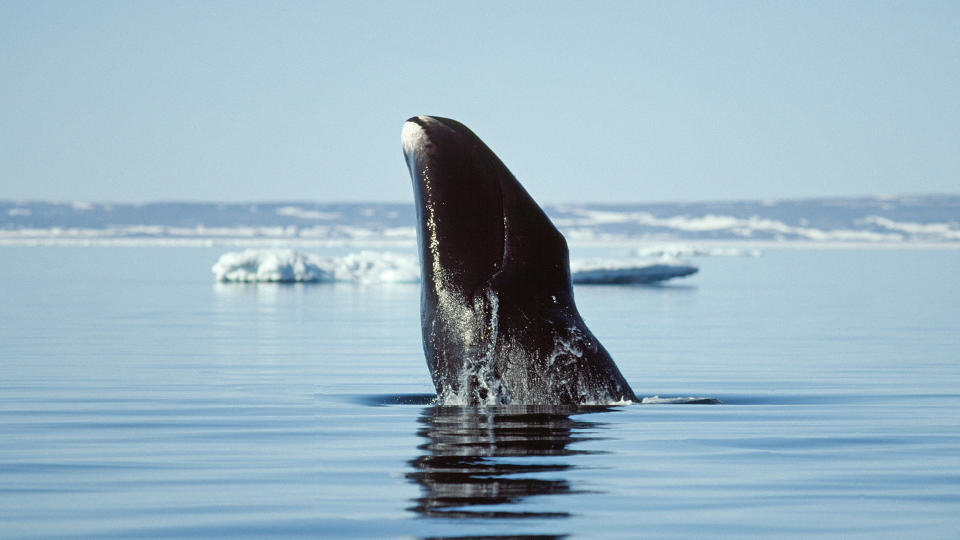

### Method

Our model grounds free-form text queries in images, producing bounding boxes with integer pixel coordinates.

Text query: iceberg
[213,250,698,285]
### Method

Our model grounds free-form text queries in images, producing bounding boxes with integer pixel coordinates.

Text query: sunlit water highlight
[1,246,958,538]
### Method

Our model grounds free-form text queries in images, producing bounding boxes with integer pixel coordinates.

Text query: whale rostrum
[402,115,637,405]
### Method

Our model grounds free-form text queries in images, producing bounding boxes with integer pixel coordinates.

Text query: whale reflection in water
[406,406,611,520]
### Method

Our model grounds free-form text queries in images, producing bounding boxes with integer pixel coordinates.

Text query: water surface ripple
[1,247,959,538]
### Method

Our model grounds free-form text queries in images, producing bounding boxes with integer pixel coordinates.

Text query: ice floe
[569,258,698,284]
[212,250,420,283]
[213,250,698,285]
[641,395,722,404]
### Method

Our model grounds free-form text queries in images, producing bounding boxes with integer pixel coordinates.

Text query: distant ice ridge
[212,250,420,283]
[553,208,960,242]
[6,197,960,245]
[632,244,762,258]
[213,250,698,285]
[861,216,960,240]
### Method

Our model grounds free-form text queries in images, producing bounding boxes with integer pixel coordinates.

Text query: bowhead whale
[401,115,637,406]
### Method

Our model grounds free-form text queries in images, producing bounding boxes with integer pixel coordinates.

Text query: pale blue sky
[2,1,958,203]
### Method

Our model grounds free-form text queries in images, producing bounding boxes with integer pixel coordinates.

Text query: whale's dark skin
[401,116,637,405]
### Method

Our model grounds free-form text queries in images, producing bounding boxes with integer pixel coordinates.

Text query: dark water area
[1,246,959,538]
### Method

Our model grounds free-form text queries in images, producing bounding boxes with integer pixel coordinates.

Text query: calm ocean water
[1,246,958,538]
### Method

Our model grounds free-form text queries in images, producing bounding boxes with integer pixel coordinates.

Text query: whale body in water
[401,115,637,406]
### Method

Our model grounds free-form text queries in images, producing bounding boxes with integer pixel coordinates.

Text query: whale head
[401,115,571,302]
[401,115,635,405]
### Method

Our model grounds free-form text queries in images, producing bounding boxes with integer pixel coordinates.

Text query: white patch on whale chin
[401,117,434,155]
